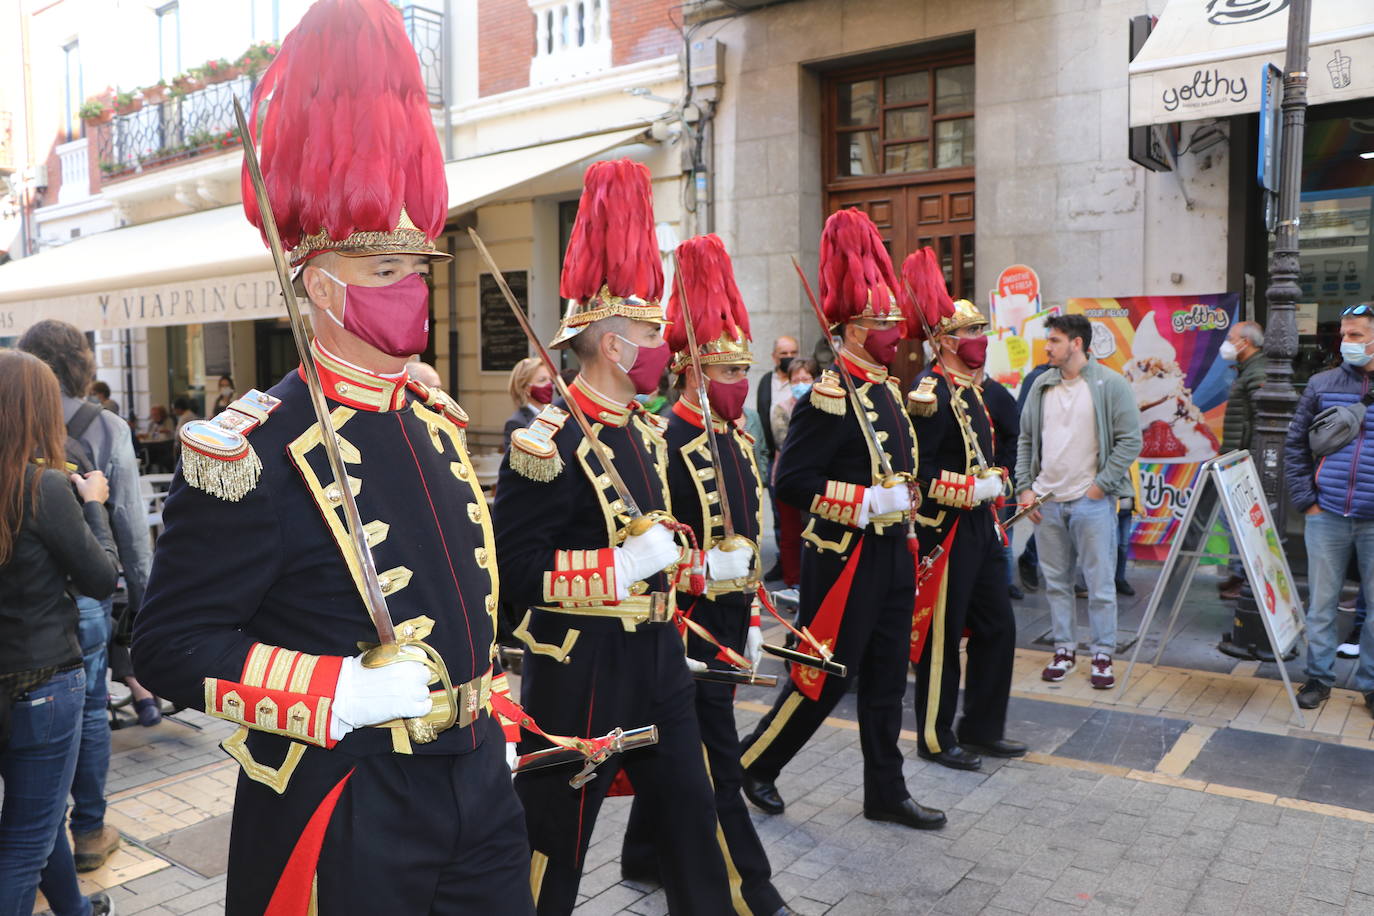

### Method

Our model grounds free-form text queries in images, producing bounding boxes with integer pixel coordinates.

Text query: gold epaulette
[510,405,570,482]
[406,379,469,428]
[810,370,847,416]
[179,389,283,501]
[908,376,939,417]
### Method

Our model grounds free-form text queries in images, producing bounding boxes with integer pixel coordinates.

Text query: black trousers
[226,716,533,915]
[621,594,784,916]
[914,509,1016,754]
[515,611,733,916]
[739,534,915,809]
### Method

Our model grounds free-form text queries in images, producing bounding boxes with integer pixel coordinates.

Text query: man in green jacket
[1016,315,1142,689]
[1217,321,1266,599]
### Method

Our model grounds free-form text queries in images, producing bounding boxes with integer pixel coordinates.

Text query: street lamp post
[1227,0,1310,661]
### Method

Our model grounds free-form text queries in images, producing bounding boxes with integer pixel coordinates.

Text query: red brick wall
[479,0,534,97]
[610,0,678,68]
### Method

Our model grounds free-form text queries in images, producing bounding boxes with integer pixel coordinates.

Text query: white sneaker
[1041,649,1075,682]
[1338,642,1361,659]
[1090,653,1116,689]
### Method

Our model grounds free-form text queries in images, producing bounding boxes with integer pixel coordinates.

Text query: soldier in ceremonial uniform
[132,3,532,912]
[493,160,735,915]
[739,209,946,831]
[618,234,791,916]
[903,249,1026,773]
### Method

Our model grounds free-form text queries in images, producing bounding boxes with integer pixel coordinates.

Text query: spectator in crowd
[141,406,174,441]
[1017,315,1142,690]
[769,358,817,591]
[405,360,442,391]
[1014,361,1052,591]
[89,381,119,416]
[211,376,236,414]
[171,397,198,432]
[1217,321,1267,600]
[1284,303,1374,711]
[20,318,161,870]
[0,349,117,916]
[502,356,553,450]
[756,335,799,581]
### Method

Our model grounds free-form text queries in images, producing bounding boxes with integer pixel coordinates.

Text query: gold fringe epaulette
[406,379,469,427]
[510,405,570,482]
[810,370,847,416]
[179,389,282,501]
[908,376,939,417]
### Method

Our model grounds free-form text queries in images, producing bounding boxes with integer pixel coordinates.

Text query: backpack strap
[67,401,103,441]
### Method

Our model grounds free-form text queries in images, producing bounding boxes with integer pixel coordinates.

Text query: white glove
[612,523,680,598]
[329,652,432,741]
[745,625,764,669]
[973,473,1003,504]
[858,482,909,526]
[706,545,751,582]
[685,657,708,674]
[506,742,519,774]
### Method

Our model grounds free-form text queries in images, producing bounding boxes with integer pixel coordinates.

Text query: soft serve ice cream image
[1123,313,1220,461]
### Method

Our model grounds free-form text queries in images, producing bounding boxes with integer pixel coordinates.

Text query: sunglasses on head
[1343,304,1373,317]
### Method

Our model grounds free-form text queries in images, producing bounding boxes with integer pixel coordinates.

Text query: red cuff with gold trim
[489,669,521,743]
[809,480,867,528]
[929,471,976,509]
[203,643,344,748]
[543,548,618,605]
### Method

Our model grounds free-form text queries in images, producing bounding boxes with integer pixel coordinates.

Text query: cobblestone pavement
[23,646,1374,916]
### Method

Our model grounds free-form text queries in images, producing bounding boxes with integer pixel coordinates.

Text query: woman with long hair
[0,350,117,916]
[502,356,554,449]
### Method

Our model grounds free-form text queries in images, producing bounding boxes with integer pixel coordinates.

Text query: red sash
[790,539,865,700]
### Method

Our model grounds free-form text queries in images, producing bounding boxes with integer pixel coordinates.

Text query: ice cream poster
[985,264,1059,395]
[1065,294,1240,560]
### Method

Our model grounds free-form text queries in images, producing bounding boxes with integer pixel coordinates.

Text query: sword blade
[234,100,396,645]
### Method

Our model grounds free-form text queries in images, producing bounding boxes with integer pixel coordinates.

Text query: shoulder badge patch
[180,389,282,501]
[810,369,848,417]
[908,376,939,418]
[510,405,570,482]
[406,379,469,427]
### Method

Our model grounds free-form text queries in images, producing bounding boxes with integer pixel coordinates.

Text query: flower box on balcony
[142,83,169,105]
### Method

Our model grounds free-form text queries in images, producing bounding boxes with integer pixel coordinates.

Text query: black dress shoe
[1115,579,1135,597]
[961,738,1028,758]
[864,798,947,830]
[742,772,785,814]
[1296,679,1331,709]
[1008,583,1025,601]
[917,745,982,771]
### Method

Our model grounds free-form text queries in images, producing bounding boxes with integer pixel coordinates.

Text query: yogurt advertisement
[1066,294,1240,561]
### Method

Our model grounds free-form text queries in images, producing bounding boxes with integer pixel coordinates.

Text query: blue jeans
[0,667,92,916]
[70,596,111,835]
[1115,507,1133,583]
[1036,495,1119,655]
[1302,513,1374,690]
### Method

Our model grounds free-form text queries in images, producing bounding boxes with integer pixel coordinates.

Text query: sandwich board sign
[1119,450,1306,724]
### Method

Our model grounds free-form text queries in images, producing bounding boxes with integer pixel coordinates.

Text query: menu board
[479,270,529,373]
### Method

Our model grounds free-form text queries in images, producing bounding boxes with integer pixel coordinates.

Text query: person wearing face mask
[503,357,555,450]
[739,209,945,832]
[1284,303,1374,713]
[1215,322,1267,600]
[493,160,737,916]
[902,248,1024,772]
[615,234,792,915]
[131,3,534,913]
[212,375,236,413]
[769,360,819,592]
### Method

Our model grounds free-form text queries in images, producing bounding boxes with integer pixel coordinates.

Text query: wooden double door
[826,180,975,394]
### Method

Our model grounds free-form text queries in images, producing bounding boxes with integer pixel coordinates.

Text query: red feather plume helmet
[665,234,752,372]
[551,158,665,348]
[241,0,450,267]
[818,208,914,334]
[900,247,986,339]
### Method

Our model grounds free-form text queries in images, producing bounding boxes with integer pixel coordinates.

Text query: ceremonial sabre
[513,726,659,789]
[467,227,667,538]
[1004,491,1052,528]
[235,100,457,743]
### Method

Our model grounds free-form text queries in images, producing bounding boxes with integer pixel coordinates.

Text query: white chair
[139,473,173,538]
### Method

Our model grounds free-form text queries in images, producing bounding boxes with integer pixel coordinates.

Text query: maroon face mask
[860,325,903,367]
[614,335,673,395]
[706,377,750,421]
[955,335,989,370]
[318,268,431,358]
[529,382,554,405]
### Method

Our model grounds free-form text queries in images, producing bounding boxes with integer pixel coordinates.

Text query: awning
[446,126,648,212]
[1129,0,1374,127]
[0,126,650,336]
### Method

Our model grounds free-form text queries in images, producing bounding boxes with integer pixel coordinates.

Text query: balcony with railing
[403,4,445,107]
[529,0,611,86]
[95,76,253,182]
[56,138,92,204]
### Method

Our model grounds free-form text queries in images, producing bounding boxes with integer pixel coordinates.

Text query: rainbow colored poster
[1065,294,1241,560]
